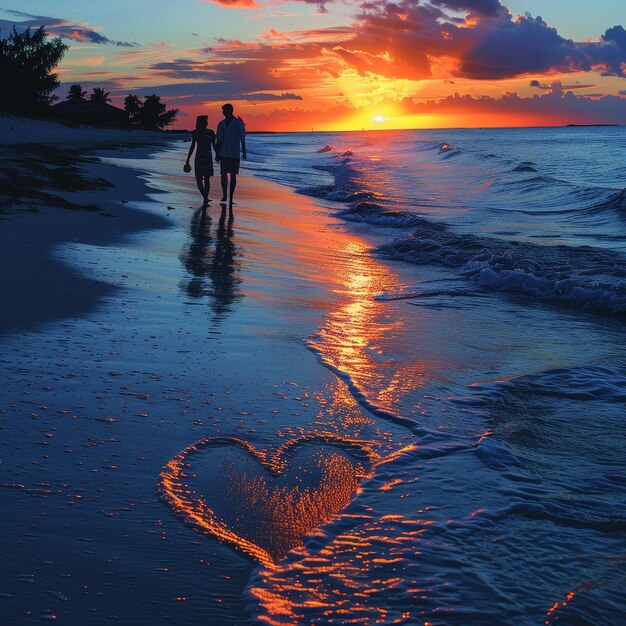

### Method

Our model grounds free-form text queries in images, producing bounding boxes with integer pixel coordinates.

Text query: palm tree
[67,84,86,101]
[123,94,142,125]
[141,94,178,130]
[123,93,178,129]
[90,87,111,104]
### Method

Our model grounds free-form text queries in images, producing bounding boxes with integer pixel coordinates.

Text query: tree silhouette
[142,94,178,129]
[90,87,111,104]
[67,84,87,101]
[123,93,178,130]
[0,26,68,114]
[123,94,142,125]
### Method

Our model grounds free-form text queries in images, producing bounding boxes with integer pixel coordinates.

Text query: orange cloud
[258,28,290,41]
[198,0,260,8]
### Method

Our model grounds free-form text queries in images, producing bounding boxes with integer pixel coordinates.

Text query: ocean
[241,127,626,624]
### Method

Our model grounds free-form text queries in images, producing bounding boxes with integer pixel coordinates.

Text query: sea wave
[300,144,626,316]
[379,230,626,315]
[470,365,626,403]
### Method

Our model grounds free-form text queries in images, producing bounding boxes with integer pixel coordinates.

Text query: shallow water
[1,128,625,625]
[244,127,626,625]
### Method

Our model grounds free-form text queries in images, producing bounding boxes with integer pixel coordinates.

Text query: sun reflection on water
[161,195,438,620]
[310,237,437,422]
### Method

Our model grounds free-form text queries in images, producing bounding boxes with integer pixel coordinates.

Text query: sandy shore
[0,115,174,333]
[0,118,413,624]
[0,112,175,146]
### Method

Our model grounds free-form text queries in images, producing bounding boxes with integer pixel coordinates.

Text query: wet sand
[0,132,413,624]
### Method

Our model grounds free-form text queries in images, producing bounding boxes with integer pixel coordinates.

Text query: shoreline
[0,120,414,624]
[1,115,176,334]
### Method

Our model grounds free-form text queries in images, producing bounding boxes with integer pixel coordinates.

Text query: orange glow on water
[249,512,433,625]
[157,180,436,623]
[312,235,434,418]
[545,590,576,624]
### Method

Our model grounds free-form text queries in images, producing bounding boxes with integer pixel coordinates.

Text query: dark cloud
[121,56,306,102]
[458,14,573,78]
[144,4,625,113]
[458,14,626,79]
[530,80,596,91]
[603,25,626,50]
[428,0,504,17]
[147,57,307,91]
[124,81,303,103]
[0,10,138,46]
[403,89,626,125]
[348,3,626,80]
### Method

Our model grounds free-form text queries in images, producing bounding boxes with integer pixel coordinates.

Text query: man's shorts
[219,157,241,175]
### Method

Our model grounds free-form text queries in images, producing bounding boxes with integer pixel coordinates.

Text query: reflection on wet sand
[166,196,428,572]
[159,434,381,566]
[179,207,243,321]
[308,237,437,426]
[162,180,439,624]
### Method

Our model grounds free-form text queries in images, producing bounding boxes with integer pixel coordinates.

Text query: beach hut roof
[50,100,129,126]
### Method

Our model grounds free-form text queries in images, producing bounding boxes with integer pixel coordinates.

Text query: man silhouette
[215,103,247,208]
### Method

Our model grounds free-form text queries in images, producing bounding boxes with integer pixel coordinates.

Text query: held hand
[242,153,247,161]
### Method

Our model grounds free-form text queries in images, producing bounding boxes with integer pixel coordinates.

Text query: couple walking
[185,103,247,209]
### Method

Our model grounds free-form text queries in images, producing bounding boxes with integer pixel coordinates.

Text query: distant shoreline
[565,123,620,127]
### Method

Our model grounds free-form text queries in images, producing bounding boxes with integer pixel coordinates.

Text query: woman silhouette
[185,115,216,208]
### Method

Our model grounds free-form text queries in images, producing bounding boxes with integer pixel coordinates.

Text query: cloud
[197,0,260,8]
[0,10,138,46]
[347,2,626,80]
[404,89,626,124]
[241,87,626,131]
[121,80,303,104]
[258,28,290,41]
[457,14,626,79]
[530,80,596,91]
[530,79,548,90]
[603,25,626,50]
[198,0,329,12]
[223,84,626,131]
[428,0,505,17]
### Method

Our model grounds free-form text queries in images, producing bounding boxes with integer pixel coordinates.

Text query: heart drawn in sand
[159,434,380,565]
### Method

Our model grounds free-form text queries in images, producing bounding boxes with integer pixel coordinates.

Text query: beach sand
[0,117,413,624]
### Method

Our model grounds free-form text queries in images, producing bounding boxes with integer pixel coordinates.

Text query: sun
[373,115,385,123]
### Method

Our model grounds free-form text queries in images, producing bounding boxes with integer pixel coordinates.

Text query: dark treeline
[0,26,178,130]
[0,25,66,114]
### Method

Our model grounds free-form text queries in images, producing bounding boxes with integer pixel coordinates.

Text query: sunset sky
[1,1,625,130]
